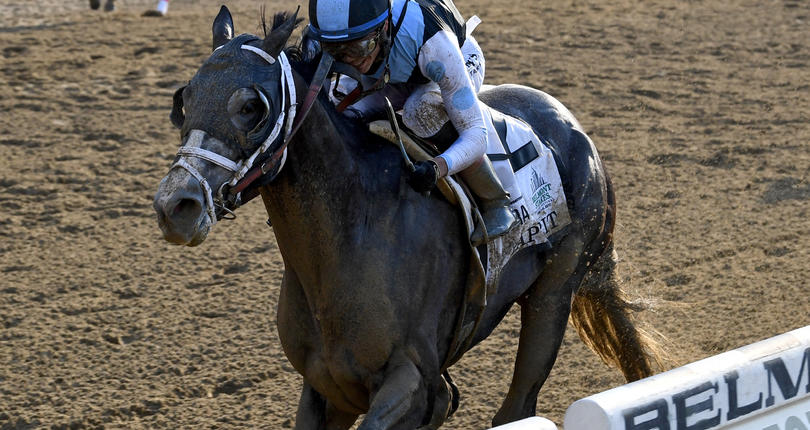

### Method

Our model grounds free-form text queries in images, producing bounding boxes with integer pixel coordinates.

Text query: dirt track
[1,0,808,428]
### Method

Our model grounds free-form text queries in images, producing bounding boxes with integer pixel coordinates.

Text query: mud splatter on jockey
[307,0,519,243]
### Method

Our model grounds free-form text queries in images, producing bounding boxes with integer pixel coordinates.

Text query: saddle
[370,109,571,367]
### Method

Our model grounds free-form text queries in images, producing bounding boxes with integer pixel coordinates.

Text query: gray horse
[153,7,663,429]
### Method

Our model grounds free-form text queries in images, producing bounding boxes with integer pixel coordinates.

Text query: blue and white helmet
[308,0,391,42]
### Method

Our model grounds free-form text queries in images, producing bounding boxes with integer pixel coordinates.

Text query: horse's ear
[261,7,302,58]
[212,5,234,51]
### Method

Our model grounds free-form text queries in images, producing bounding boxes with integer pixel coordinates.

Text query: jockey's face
[342,41,381,74]
[323,21,388,74]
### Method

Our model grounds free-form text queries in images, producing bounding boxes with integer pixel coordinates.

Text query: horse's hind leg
[492,232,587,427]
[295,382,358,430]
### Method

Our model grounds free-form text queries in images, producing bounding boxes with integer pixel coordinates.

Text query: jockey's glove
[343,106,365,123]
[408,160,439,193]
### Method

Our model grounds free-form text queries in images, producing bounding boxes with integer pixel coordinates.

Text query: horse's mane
[258,11,345,130]
[258,10,397,167]
[262,9,305,61]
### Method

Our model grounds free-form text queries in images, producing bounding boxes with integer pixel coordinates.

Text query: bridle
[168,42,332,225]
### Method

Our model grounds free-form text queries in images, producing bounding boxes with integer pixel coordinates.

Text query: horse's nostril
[172,198,200,218]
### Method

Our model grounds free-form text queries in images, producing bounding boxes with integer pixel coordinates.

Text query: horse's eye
[228,88,264,132]
[240,102,257,116]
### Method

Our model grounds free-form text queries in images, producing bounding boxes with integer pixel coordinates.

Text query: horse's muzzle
[153,179,211,246]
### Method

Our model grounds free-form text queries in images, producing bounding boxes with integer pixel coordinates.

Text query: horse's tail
[570,241,667,381]
[569,175,667,381]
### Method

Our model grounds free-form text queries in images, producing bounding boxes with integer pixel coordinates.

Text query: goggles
[322,28,382,61]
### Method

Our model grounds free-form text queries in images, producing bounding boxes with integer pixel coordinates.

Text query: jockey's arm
[417,30,488,176]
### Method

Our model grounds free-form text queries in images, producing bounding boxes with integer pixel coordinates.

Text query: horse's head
[153,6,302,246]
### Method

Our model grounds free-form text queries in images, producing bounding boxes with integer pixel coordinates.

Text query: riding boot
[459,157,519,245]
[421,121,517,245]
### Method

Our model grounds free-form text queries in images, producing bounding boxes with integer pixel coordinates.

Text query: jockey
[307,0,519,243]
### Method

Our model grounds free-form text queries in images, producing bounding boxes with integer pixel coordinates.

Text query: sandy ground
[1,0,808,428]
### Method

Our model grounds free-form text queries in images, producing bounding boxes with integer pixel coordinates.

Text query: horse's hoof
[89,0,100,10]
[142,10,164,17]
[443,371,460,417]
[104,0,115,11]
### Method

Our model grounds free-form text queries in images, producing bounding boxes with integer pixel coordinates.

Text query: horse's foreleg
[492,232,585,427]
[418,371,459,430]
[295,382,358,430]
[358,357,427,430]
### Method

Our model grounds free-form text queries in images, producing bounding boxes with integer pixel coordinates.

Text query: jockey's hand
[343,106,364,122]
[408,160,439,193]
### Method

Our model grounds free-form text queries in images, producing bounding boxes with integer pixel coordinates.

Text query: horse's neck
[262,101,369,306]
[263,90,357,249]
[291,99,357,191]
[290,67,357,177]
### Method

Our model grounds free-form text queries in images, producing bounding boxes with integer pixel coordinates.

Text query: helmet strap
[374,0,408,76]
[390,0,409,42]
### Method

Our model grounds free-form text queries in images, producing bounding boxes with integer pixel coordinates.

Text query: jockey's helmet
[307,0,391,42]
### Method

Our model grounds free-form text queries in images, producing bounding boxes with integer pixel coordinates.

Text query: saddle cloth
[482,108,572,290]
[369,110,571,365]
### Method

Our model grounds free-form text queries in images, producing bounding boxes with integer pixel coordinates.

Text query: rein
[230,52,334,196]
[225,46,295,196]
[170,43,332,224]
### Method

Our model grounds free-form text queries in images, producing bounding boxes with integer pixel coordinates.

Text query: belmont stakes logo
[622,347,810,430]
[530,167,552,211]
